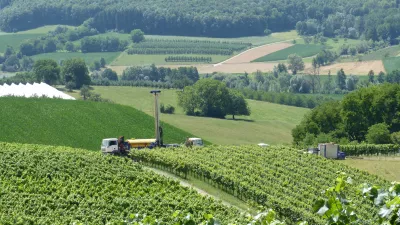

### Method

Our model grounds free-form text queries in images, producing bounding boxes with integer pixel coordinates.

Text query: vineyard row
[127,48,233,55]
[165,56,212,63]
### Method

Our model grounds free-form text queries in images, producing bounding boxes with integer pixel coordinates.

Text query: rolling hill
[0,97,193,150]
[67,86,309,145]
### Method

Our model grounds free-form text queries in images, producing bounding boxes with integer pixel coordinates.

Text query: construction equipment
[309,143,346,160]
[101,89,204,154]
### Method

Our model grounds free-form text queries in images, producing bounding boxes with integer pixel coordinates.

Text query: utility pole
[150,90,161,146]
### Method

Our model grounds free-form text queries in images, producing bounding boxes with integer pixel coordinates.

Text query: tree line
[293,83,400,147]
[0,58,91,89]
[120,65,199,89]
[1,0,399,40]
[241,89,334,109]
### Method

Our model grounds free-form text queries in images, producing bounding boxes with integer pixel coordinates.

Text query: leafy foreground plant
[102,208,294,225]
[314,172,400,225]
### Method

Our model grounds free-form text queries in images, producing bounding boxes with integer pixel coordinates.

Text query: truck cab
[101,138,119,153]
[189,138,204,147]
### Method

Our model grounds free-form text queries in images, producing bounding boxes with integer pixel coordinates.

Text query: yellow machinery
[126,138,157,149]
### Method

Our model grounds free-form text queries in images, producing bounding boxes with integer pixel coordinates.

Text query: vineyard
[130,145,389,224]
[165,56,212,63]
[0,142,247,224]
[127,39,251,55]
[341,144,400,156]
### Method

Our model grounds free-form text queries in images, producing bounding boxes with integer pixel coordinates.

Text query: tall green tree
[366,123,392,144]
[287,54,305,75]
[61,58,91,89]
[33,59,60,85]
[377,71,385,83]
[178,79,232,118]
[131,29,145,43]
[228,90,250,120]
[101,68,118,81]
[368,70,374,83]
[336,69,346,90]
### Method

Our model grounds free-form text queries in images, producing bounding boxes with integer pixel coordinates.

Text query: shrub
[160,103,175,114]
[391,131,400,144]
[366,123,392,144]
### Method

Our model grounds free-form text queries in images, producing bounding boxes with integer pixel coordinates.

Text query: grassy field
[252,44,324,62]
[32,52,121,65]
[383,57,400,73]
[77,86,309,145]
[0,34,43,53]
[110,52,229,66]
[294,38,362,52]
[0,25,75,53]
[362,46,400,61]
[340,158,400,181]
[0,97,193,150]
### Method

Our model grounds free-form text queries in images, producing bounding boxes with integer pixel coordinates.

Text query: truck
[101,136,131,155]
[314,143,346,160]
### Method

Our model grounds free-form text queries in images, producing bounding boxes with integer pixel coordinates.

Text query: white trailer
[318,143,345,159]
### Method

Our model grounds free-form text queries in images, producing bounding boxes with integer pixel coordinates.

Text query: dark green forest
[0,0,399,40]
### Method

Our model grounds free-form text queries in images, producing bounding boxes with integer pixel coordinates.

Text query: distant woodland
[0,0,399,40]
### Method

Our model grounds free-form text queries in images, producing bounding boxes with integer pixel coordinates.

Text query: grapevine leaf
[386,196,400,207]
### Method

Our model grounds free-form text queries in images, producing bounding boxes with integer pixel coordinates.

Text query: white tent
[0,82,75,100]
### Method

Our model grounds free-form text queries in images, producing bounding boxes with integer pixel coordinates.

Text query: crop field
[0,142,245,224]
[85,86,309,145]
[0,97,192,150]
[303,60,386,75]
[128,39,250,55]
[221,42,293,64]
[146,30,300,46]
[131,145,389,224]
[383,57,400,73]
[110,52,228,66]
[252,44,324,62]
[32,52,121,66]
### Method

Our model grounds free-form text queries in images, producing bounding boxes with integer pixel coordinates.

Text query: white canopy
[0,82,75,100]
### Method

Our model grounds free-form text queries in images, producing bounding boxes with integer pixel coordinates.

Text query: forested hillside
[0,0,399,40]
